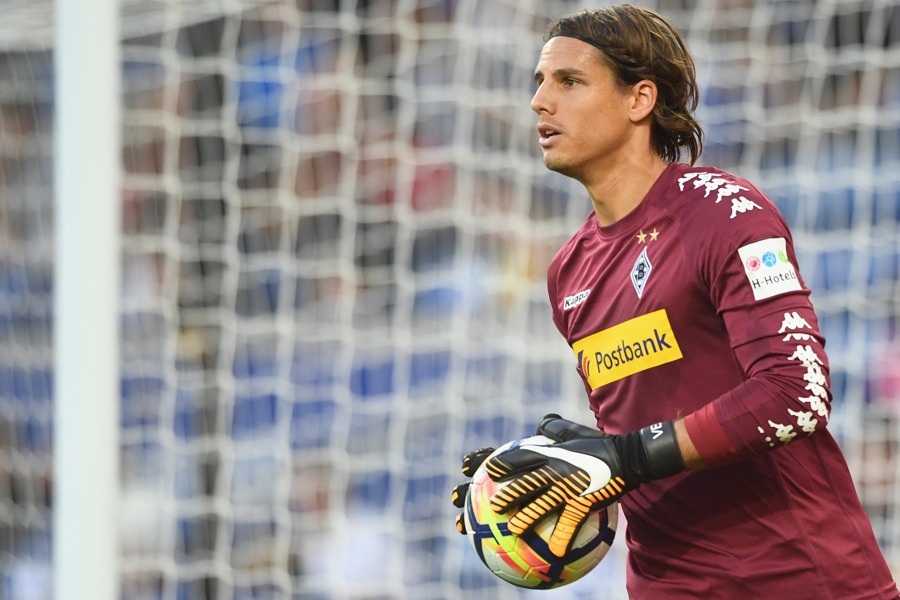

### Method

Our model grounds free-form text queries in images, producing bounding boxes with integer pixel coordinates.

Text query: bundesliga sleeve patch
[737,237,802,300]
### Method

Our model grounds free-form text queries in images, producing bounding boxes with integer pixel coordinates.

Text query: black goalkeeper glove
[486,413,685,558]
[450,447,495,534]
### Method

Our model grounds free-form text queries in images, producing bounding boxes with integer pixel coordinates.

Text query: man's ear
[629,79,657,123]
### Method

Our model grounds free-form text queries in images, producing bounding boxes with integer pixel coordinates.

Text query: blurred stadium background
[0,0,899,598]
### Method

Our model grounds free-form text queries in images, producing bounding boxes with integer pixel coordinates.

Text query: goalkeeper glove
[450,447,495,534]
[486,413,685,557]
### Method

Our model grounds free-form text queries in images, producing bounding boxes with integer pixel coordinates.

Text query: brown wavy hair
[544,5,704,165]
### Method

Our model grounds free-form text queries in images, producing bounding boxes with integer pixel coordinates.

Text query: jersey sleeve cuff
[684,403,739,468]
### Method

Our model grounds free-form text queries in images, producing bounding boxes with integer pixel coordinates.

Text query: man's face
[531,36,635,180]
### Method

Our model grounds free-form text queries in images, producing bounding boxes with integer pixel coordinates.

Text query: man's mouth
[538,124,561,147]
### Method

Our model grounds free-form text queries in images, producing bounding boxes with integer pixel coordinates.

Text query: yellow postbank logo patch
[573,309,683,390]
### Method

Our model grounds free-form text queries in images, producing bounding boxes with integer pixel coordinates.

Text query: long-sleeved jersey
[548,162,898,598]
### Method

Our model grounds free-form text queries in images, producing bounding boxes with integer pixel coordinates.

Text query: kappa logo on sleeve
[737,238,802,300]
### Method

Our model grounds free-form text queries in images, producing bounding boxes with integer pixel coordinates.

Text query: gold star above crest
[636,230,647,244]
[649,228,660,241]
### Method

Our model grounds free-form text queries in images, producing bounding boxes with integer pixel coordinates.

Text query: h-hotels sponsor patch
[737,237,801,301]
[573,309,683,390]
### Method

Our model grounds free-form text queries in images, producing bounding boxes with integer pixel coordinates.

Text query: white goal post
[54,1,120,600]
[0,1,897,599]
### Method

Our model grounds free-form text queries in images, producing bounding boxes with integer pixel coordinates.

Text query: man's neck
[584,155,668,227]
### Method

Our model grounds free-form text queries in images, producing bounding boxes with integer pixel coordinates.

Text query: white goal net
[0,0,899,598]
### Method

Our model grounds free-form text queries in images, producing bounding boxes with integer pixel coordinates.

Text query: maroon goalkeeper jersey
[548,162,898,598]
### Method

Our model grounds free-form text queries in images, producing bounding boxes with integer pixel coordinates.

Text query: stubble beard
[542,152,581,180]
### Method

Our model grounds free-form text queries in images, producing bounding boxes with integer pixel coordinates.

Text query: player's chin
[543,156,578,178]
[541,151,561,169]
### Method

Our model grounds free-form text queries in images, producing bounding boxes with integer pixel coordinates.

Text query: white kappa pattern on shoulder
[677,171,762,219]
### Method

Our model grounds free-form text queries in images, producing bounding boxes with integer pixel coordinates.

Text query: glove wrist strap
[638,420,685,480]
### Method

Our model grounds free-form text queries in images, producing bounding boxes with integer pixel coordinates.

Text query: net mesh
[0,0,899,598]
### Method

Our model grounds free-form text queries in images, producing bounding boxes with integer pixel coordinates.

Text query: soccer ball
[463,434,618,589]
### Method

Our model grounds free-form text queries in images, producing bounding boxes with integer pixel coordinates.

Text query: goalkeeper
[452,4,899,599]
